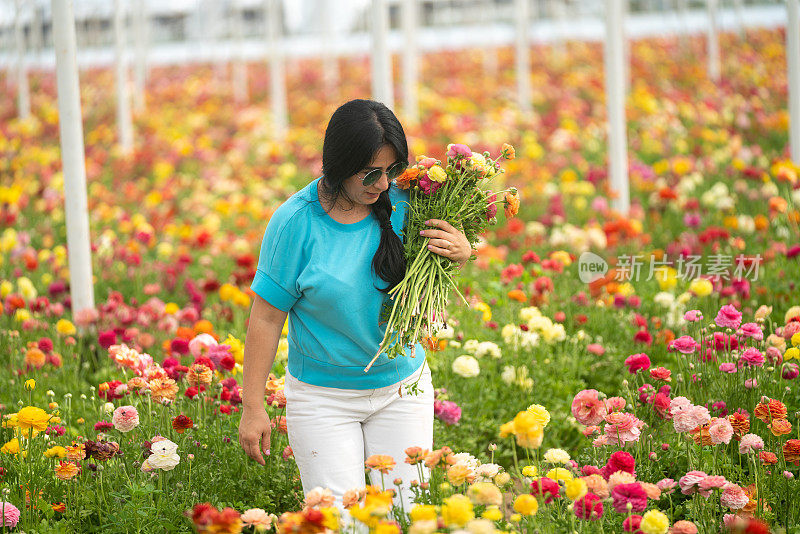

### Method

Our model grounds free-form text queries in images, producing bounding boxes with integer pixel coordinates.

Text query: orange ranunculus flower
[728,412,750,438]
[404,446,429,465]
[55,461,81,480]
[507,289,527,302]
[690,424,713,447]
[446,464,476,486]
[424,447,455,469]
[395,167,419,190]
[504,190,520,218]
[501,143,516,160]
[176,326,195,340]
[193,319,215,337]
[51,502,66,513]
[754,398,787,424]
[24,347,46,368]
[270,416,287,434]
[365,454,396,474]
[771,419,792,437]
[65,443,86,461]
[186,364,213,387]
[148,377,179,404]
[759,451,778,465]
[172,414,194,434]
[783,439,800,465]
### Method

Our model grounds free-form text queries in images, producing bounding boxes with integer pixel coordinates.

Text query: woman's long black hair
[320,99,408,293]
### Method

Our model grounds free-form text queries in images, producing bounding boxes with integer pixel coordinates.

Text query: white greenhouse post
[266,0,288,140]
[232,1,248,104]
[788,0,800,162]
[51,0,95,315]
[114,0,133,154]
[133,0,147,112]
[371,0,394,109]
[514,0,531,114]
[321,0,339,95]
[622,0,630,94]
[481,0,498,78]
[604,0,630,214]
[401,0,418,123]
[734,0,745,39]
[677,0,688,52]
[14,0,30,119]
[707,0,720,82]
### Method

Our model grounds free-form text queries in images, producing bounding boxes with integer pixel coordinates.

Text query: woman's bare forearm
[242,298,286,411]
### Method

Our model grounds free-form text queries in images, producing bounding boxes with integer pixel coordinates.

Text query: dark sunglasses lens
[388,162,408,180]
[362,169,382,186]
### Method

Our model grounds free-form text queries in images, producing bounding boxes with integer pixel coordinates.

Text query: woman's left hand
[420,219,472,266]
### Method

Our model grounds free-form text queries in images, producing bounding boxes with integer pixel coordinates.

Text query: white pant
[284,363,433,515]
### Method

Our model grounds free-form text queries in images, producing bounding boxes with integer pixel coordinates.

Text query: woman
[237,99,472,511]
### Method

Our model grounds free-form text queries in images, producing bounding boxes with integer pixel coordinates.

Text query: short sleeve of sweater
[250,201,306,312]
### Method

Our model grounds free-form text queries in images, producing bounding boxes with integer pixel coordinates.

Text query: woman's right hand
[238,406,272,465]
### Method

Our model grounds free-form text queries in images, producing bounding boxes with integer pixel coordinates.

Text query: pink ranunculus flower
[0,502,20,528]
[624,353,651,374]
[738,433,765,454]
[112,405,140,433]
[679,471,708,495]
[605,397,627,413]
[670,335,698,354]
[719,362,737,373]
[670,396,692,414]
[571,389,607,426]
[672,410,697,433]
[708,418,734,445]
[587,343,605,355]
[739,347,765,367]
[611,483,648,513]
[744,378,758,389]
[656,478,677,494]
[433,400,461,425]
[697,475,728,497]
[689,405,711,427]
[446,143,472,158]
[737,322,763,341]
[603,412,645,446]
[720,483,749,510]
[683,310,703,322]
[304,487,335,509]
[418,172,442,195]
[715,304,743,330]
[240,508,274,529]
[671,520,698,534]
[189,333,218,358]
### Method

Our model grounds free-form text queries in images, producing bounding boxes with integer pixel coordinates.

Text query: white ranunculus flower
[519,306,542,322]
[150,439,178,456]
[102,402,115,416]
[435,324,455,339]
[520,332,540,350]
[543,448,571,465]
[147,451,180,471]
[475,341,501,359]
[452,355,480,378]
[463,339,480,354]
[653,291,675,308]
[475,463,501,479]
[501,366,516,384]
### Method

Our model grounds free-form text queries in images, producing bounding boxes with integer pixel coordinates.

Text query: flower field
[2,27,800,533]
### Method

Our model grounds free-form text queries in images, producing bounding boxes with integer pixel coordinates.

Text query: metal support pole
[52,0,96,315]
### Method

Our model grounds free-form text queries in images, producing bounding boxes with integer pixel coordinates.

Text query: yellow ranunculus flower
[44,445,67,458]
[428,165,447,183]
[1,438,21,455]
[474,302,491,322]
[25,379,36,391]
[320,507,340,531]
[521,465,538,477]
[785,347,799,361]
[164,302,180,315]
[545,468,573,483]
[792,332,800,347]
[689,278,713,297]
[481,506,503,522]
[655,267,678,290]
[17,406,51,431]
[526,404,551,427]
[224,334,244,364]
[55,319,76,335]
[0,280,13,298]
[494,472,510,486]
[14,309,31,322]
[564,478,588,501]
[512,494,538,516]
[410,504,438,522]
[219,283,237,302]
[466,482,502,506]
[441,494,474,527]
[639,510,670,534]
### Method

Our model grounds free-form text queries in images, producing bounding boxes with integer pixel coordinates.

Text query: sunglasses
[360,161,408,186]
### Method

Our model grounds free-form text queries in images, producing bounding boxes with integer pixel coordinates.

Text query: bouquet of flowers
[365,143,521,371]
